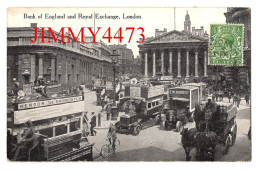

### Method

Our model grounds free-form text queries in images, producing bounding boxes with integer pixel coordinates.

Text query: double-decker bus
[7,89,94,161]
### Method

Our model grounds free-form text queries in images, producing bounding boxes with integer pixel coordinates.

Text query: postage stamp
[208,24,244,66]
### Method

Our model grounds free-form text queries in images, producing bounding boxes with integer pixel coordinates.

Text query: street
[85,91,251,161]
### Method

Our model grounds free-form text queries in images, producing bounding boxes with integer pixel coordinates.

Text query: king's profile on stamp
[209,24,244,66]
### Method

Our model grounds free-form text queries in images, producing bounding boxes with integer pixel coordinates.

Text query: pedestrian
[107,123,117,151]
[248,126,251,140]
[237,95,241,108]
[245,93,250,105]
[89,112,97,136]
[106,103,111,120]
[11,120,37,161]
[228,91,232,103]
[215,92,218,102]
[82,111,89,139]
[233,94,237,105]
[212,93,215,102]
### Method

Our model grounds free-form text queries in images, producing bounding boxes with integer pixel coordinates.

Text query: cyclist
[107,123,117,150]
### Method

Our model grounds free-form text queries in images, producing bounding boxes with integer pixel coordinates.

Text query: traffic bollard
[98,113,101,127]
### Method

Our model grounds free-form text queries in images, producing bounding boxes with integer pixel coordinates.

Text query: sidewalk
[94,111,124,129]
[207,95,251,110]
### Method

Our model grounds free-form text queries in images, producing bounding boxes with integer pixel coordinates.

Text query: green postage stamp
[208,24,244,66]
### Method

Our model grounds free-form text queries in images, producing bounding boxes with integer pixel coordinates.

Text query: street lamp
[110,50,120,106]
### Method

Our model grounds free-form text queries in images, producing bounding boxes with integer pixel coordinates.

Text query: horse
[181,127,219,161]
[195,130,218,161]
[194,104,205,131]
[180,128,199,161]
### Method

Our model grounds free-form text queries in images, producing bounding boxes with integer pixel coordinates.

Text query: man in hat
[82,111,89,139]
[106,103,112,120]
[89,112,97,136]
[107,123,117,150]
[12,120,37,161]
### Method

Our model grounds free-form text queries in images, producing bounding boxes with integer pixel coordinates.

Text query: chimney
[164,28,167,32]
[30,23,37,27]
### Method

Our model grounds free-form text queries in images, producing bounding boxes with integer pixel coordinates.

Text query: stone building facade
[138,12,209,80]
[224,8,251,86]
[7,24,113,90]
[108,44,134,77]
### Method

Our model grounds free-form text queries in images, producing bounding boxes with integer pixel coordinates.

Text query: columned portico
[177,49,181,77]
[138,30,209,79]
[195,51,199,77]
[186,50,190,78]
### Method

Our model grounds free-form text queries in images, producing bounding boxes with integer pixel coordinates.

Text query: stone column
[144,52,148,77]
[153,50,156,77]
[38,53,44,77]
[161,50,164,76]
[65,56,68,83]
[30,54,36,82]
[51,54,56,81]
[177,49,181,77]
[169,50,173,75]
[195,51,199,77]
[204,50,208,77]
[18,53,23,85]
[186,50,190,78]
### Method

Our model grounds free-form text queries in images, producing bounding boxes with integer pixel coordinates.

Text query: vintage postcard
[6,7,251,162]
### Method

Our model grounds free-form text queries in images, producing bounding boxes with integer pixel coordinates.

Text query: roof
[171,98,189,102]
[215,102,233,108]
[123,96,145,100]
[170,86,199,91]
[141,30,207,45]
[183,82,207,87]
[120,112,137,118]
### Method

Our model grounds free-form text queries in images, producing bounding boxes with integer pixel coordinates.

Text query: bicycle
[100,138,120,158]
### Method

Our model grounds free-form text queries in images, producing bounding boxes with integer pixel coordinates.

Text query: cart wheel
[133,125,141,135]
[176,121,183,132]
[155,115,160,124]
[162,121,166,129]
[101,144,109,158]
[189,112,194,122]
[165,121,169,130]
[232,124,237,146]
[185,116,189,124]
[224,134,232,154]
[114,139,120,151]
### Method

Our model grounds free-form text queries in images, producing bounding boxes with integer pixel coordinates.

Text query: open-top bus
[7,89,94,161]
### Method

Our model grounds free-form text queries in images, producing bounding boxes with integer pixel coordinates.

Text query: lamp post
[110,50,120,106]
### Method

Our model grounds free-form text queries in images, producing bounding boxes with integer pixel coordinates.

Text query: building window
[23,75,30,84]
[70,120,80,132]
[39,127,53,138]
[148,103,152,109]
[55,124,67,136]
[77,74,79,82]
[68,74,71,82]
[58,74,61,83]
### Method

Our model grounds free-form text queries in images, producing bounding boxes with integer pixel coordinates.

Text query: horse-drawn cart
[206,102,238,154]
[181,101,237,161]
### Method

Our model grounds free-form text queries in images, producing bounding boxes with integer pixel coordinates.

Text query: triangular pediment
[145,30,206,44]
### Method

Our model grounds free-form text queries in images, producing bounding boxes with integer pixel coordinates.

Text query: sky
[7,7,227,57]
